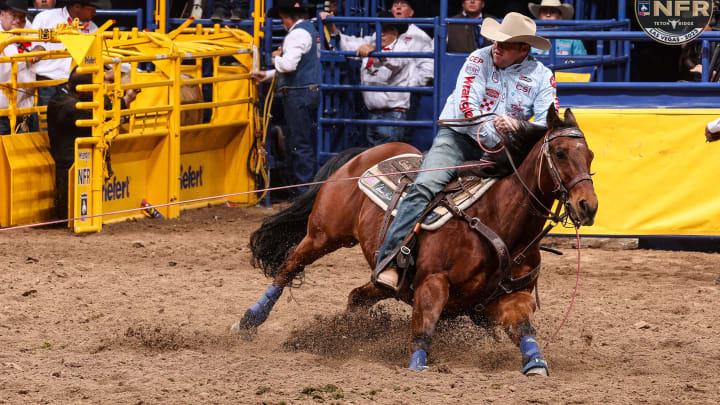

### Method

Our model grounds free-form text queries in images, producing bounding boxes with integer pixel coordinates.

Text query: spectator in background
[324,11,413,145]
[528,0,586,56]
[251,0,320,198]
[389,0,433,87]
[47,67,138,220]
[210,0,250,21]
[679,24,713,82]
[0,0,45,134]
[32,0,106,105]
[447,0,495,53]
[33,0,56,8]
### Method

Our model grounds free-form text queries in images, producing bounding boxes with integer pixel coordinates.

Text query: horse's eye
[555,151,567,159]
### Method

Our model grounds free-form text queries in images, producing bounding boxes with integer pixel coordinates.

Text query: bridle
[506,126,593,226]
[541,128,594,199]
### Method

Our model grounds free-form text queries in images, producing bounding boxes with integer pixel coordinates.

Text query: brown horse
[234,107,598,374]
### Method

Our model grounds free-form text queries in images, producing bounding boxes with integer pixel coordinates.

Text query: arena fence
[0,18,262,233]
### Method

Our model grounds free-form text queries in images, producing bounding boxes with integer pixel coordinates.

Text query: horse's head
[541,106,598,226]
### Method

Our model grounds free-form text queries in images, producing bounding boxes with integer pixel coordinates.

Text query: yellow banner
[555,108,720,236]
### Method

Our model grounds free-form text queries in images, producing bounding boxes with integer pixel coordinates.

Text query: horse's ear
[546,103,563,129]
[564,108,578,127]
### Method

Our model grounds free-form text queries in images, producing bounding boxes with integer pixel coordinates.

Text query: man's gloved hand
[493,114,521,135]
[706,117,720,142]
[705,126,720,142]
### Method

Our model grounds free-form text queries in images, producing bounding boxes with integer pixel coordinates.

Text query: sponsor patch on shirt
[465,63,480,75]
[550,76,556,88]
[515,82,531,94]
[467,55,483,64]
[519,75,532,82]
[485,88,499,98]
[459,76,475,118]
[491,70,499,83]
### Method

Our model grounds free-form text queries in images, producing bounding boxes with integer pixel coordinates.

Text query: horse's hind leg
[233,232,347,331]
[484,290,549,376]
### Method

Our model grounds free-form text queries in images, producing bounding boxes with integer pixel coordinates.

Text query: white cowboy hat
[480,12,551,51]
[528,0,575,20]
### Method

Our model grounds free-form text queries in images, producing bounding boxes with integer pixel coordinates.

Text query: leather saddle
[358,153,497,230]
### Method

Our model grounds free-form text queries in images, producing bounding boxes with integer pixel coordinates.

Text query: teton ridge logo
[635,0,713,44]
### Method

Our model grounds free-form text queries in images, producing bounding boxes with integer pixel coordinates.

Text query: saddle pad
[358,153,497,231]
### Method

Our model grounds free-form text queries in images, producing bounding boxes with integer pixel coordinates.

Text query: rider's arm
[441,50,490,135]
[530,70,559,127]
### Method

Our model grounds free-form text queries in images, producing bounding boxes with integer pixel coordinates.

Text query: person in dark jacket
[447,0,495,53]
[48,68,138,220]
[251,0,320,198]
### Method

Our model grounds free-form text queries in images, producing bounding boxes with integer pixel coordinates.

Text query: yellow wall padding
[553,109,720,236]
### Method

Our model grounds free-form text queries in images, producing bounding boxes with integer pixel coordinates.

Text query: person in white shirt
[0,0,46,134]
[31,0,104,106]
[389,0,433,87]
[323,11,414,145]
[251,0,321,198]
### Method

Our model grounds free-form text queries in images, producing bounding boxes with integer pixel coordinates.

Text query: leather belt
[277,85,318,94]
[370,107,408,114]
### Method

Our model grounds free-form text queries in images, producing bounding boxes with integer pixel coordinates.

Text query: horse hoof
[230,309,263,331]
[524,367,549,377]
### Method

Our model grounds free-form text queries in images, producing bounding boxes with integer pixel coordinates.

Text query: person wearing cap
[528,0,586,56]
[251,0,321,198]
[30,0,104,106]
[389,0,433,87]
[0,0,46,134]
[373,12,558,290]
[447,0,496,53]
[323,11,414,145]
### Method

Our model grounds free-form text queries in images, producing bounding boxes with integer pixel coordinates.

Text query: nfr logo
[649,1,710,16]
[180,165,203,190]
[635,1,713,44]
[103,176,130,201]
[77,168,91,186]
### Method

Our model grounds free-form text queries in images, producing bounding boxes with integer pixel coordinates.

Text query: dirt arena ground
[1,204,718,404]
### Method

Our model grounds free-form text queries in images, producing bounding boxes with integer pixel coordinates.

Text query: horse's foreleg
[233,233,341,331]
[484,290,549,376]
[408,273,450,370]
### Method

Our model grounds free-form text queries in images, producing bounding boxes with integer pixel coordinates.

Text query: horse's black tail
[249,147,368,278]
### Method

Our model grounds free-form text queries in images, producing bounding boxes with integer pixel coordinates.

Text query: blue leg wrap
[520,336,550,375]
[408,349,429,371]
[241,285,283,328]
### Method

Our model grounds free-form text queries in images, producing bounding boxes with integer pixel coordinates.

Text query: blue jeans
[375,127,499,267]
[37,85,59,107]
[367,110,407,146]
[281,88,320,197]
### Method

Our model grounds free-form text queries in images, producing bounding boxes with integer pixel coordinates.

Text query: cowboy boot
[375,266,399,290]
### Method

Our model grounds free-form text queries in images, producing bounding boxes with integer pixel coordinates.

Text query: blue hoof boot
[409,349,429,371]
[520,336,550,376]
[230,285,283,331]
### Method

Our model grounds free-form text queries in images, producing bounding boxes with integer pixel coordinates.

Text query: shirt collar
[288,19,306,32]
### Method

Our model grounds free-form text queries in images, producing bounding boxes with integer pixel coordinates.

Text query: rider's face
[492,42,529,68]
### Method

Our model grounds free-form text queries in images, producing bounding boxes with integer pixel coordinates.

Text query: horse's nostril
[579,199,589,213]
